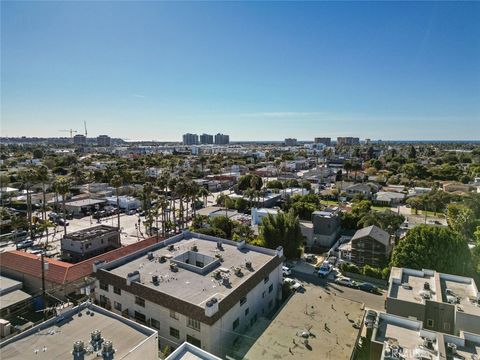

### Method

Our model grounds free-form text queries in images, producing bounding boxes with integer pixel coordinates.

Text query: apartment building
[73,134,86,145]
[369,311,480,360]
[200,134,214,145]
[183,133,199,145]
[94,231,285,357]
[350,225,392,268]
[97,135,111,147]
[314,137,331,146]
[284,138,297,146]
[386,267,480,335]
[337,137,360,146]
[0,302,158,360]
[214,133,229,145]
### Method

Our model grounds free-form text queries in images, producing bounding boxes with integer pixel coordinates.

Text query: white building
[0,302,158,360]
[94,231,284,357]
[251,207,279,226]
[105,196,141,211]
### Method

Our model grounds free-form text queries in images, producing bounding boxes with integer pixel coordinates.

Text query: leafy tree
[238,174,263,191]
[358,210,405,235]
[266,180,283,189]
[209,216,235,239]
[260,209,303,258]
[291,201,317,221]
[407,145,417,159]
[447,204,476,239]
[234,197,249,212]
[390,225,474,276]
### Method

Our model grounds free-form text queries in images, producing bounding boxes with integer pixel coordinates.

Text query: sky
[1,1,480,141]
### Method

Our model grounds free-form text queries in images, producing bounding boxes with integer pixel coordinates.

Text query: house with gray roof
[350,225,392,268]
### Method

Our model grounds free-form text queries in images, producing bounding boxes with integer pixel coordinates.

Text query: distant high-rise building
[73,134,86,146]
[336,137,360,146]
[214,133,230,145]
[183,133,199,145]
[284,138,297,146]
[97,135,111,147]
[200,133,214,145]
[314,137,331,146]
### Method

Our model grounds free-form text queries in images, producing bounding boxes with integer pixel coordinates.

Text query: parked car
[282,266,292,276]
[304,254,316,263]
[317,261,333,278]
[126,209,136,215]
[56,218,69,226]
[334,276,358,288]
[365,310,377,328]
[16,240,34,250]
[358,282,378,293]
[283,278,304,292]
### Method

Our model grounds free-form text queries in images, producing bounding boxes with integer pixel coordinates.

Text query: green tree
[238,174,263,191]
[391,225,474,276]
[260,209,303,258]
[447,204,476,239]
[209,216,235,239]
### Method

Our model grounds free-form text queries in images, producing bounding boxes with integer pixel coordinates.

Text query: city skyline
[2,2,479,140]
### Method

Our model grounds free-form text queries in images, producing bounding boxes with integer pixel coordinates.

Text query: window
[135,296,145,307]
[113,301,122,311]
[245,307,249,316]
[170,310,179,320]
[427,319,434,328]
[233,318,240,330]
[264,276,269,284]
[268,284,274,293]
[170,327,180,339]
[113,286,121,295]
[150,318,160,330]
[262,291,266,299]
[134,311,146,324]
[268,299,273,309]
[99,282,108,291]
[186,335,201,348]
[444,322,450,332]
[187,317,201,331]
[240,296,247,306]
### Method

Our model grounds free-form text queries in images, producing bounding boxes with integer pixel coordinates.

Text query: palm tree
[157,195,169,237]
[18,168,37,239]
[54,176,70,237]
[344,161,353,180]
[110,174,123,229]
[141,182,153,233]
[198,186,210,208]
[168,178,178,231]
[37,220,55,248]
[36,165,50,222]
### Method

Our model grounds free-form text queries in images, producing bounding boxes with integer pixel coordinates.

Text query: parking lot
[241,283,364,360]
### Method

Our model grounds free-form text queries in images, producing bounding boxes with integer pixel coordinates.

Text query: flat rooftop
[0,303,157,360]
[440,275,480,316]
[389,268,438,304]
[241,283,363,360]
[107,232,280,306]
[166,342,221,360]
[373,313,440,360]
[0,276,22,295]
[65,198,106,207]
[389,268,480,315]
[64,225,119,242]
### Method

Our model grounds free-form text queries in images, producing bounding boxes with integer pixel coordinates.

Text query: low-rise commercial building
[0,302,158,360]
[94,231,285,357]
[62,225,121,263]
[386,267,480,335]
[0,276,32,321]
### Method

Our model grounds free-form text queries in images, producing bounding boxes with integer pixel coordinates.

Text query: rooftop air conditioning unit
[423,282,430,291]
[72,341,85,355]
[222,276,230,286]
[213,270,222,280]
[147,252,154,260]
[401,283,412,290]
[217,241,223,250]
[152,275,159,285]
[191,244,198,252]
[245,261,253,270]
[447,343,457,355]
[159,256,166,263]
[168,244,175,251]
[170,263,178,272]
[101,340,115,358]
[235,267,243,276]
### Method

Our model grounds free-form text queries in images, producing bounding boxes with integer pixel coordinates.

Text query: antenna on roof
[84,121,88,138]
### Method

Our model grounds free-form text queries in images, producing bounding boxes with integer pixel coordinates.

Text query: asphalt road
[290,269,386,312]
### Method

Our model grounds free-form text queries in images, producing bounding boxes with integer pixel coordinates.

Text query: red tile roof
[0,236,160,285]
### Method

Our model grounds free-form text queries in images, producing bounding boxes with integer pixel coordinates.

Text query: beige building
[94,231,285,358]
[386,267,480,336]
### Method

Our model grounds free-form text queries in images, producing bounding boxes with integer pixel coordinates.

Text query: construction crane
[59,129,78,138]
[84,121,88,138]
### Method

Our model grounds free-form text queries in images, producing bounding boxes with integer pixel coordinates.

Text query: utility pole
[41,252,47,320]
